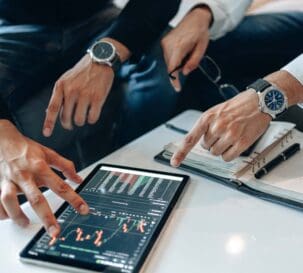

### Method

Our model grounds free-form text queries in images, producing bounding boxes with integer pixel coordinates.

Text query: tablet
[20,164,189,273]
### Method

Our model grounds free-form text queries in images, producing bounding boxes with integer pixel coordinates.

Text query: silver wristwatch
[87,40,122,72]
[247,79,288,119]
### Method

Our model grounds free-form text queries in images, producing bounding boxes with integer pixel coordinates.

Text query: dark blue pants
[118,12,303,145]
[176,12,303,112]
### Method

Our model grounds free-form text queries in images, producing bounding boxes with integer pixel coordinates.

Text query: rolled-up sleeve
[170,0,252,40]
[281,54,303,108]
[282,54,303,85]
[107,0,181,59]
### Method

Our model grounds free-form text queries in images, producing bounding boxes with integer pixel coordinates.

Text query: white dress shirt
[282,55,303,107]
[282,55,303,86]
[170,0,252,39]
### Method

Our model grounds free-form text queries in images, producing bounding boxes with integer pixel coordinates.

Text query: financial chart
[29,166,184,273]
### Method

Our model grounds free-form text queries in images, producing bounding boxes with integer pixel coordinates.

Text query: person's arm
[282,54,303,108]
[170,0,252,40]
[170,57,303,166]
[106,0,181,59]
[43,0,181,136]
[161,0,252,91]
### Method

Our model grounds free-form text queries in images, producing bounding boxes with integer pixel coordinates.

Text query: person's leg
[181,12,303,111]
[115,37,182,145]
[0,22,62,112]
[208,12,303,88]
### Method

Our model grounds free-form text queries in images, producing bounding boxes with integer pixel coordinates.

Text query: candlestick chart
[29,166,183,273]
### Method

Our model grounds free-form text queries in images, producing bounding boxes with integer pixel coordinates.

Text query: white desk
[2,110,303,273]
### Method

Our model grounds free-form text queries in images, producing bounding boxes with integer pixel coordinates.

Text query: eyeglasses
[169,55,239,101]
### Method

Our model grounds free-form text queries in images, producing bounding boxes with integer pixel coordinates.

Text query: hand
[171,89,272,166]
[43,38,130,137]
[0,120,89,237]
[161,6,212,91]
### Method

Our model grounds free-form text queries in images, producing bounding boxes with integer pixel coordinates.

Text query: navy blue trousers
[177,12,303,112]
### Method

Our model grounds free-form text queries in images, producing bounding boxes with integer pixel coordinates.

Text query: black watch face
[92,42,114,60]
[264,89,285,111]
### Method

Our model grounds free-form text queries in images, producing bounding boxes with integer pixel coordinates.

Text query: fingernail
[62,122,73,131]
[183,68,190,76]
[175,86,181,92]
[48,225,59,237]
[79,204,89,215]
[43,128,51,137]
[171,159,179,168]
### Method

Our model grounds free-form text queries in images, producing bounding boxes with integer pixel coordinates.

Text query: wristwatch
[247,79,288,119]
[87,40,122,72]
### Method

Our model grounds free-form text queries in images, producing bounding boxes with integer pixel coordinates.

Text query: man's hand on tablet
[0,120,89,237]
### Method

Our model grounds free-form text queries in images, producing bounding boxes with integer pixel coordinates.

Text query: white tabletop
[2,110,303,273]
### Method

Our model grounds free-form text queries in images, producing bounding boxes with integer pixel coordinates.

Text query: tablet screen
[20,164,188,273]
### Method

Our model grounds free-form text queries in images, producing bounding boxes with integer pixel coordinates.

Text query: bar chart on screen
[84,169,177,200]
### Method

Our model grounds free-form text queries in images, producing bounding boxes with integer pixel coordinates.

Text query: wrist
[264,70,303,106]
[101,37,131,62]
[190,4,213,28]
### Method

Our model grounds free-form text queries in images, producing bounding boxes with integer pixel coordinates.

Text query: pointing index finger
[43,81,64,137]
[171,114,209,167]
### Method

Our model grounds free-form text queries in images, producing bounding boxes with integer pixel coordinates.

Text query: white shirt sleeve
[281,54,303,108]
[170,0,252,40]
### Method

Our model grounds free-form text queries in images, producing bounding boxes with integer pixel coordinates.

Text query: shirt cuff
[170,0,251,40]
[170,0,205,28]
[281,54,303,108]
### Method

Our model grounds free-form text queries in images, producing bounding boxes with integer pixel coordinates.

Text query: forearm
[170,0,252,39]
[106,0,181,59]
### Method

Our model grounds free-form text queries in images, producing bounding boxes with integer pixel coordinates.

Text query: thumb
[167,50,186,92]
[183,40,208,76]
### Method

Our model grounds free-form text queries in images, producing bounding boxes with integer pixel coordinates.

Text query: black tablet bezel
[20,163,189,273]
